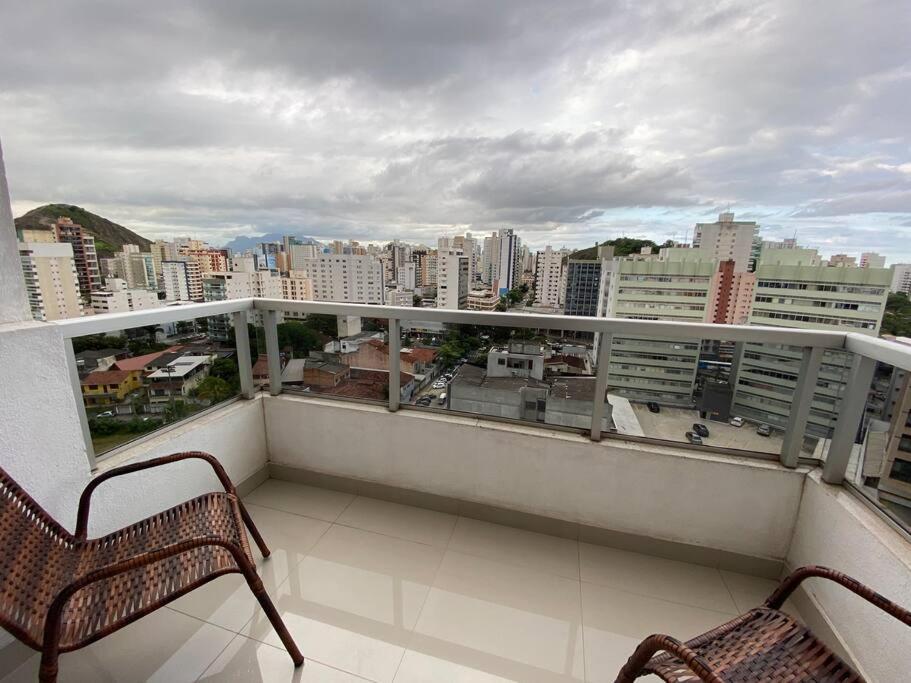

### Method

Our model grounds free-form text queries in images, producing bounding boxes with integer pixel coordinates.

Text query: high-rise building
[861,252,886,269]
[90,278,161,314]
[890,264,911,295]
[604,249,716,405]
[289,243,320,270]
[112,245,157,290]
[534,246,569,309]
[18,241,84,320]
[52,217,101,298]
[411,249,437,287]
[280,271,315,320]
[396,262,417,290]
[705,260,756,325]
[732,250,891,438]
[481,234,498,285]
[563,247,615,317]
[494,228,521,295]
[150,240,179,287]
[161,259,203,302]
[297,254,385,304]
[437,249,469,310]
[451,233,480,283]
[828,254,857,267]
[184,248,228,275]
[692,212,757,273]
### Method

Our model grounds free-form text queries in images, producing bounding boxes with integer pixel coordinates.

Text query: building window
[889,458,911,484]
[900,436,911,453]
[497,358,506,365]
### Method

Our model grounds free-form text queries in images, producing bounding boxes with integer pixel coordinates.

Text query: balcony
[1,298,910,681]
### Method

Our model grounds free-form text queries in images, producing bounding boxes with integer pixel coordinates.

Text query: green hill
[14,204,151,257]
[568,237,675,260]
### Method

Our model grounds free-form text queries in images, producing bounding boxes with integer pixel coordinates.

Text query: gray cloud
[0,0,909,256]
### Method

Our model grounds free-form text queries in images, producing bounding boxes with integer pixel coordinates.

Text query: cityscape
[13,207,911,519]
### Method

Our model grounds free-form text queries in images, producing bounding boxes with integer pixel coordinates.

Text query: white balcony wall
[264,395,806,561]
[85,397,268,537]
[786,470,911,682]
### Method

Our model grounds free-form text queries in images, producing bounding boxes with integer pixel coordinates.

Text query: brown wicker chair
[614,565,911,682]
[0,451,303,682]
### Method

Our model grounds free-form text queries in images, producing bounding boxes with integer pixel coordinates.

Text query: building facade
[297,254,385,304]
[18,241,84,321]
[692,212,757,273]
[53,217,101,298]
[437,250,469,310]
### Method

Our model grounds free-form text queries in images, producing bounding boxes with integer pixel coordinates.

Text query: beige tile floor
[0,479,797,682]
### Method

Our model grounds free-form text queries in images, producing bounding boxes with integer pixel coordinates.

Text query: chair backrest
[0,466,76,647]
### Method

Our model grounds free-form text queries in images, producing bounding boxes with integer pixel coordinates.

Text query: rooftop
[79,369,134,386]
[147,355,210,379]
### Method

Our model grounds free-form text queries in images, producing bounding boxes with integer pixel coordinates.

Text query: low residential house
[112,346,184,375]
[74,348,129,377]
[80,369,143,407]
[315,368,416,403]
[339,339,439,376]
[543,354,590,376]
[146,355,212,411]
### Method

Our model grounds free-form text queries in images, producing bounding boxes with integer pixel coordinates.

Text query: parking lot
[630,404,783,454]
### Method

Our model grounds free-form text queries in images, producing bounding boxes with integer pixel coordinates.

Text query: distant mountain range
[14,204,151,258]
[221,233,322,252]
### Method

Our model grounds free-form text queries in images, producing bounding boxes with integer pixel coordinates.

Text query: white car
[729,416,744,427]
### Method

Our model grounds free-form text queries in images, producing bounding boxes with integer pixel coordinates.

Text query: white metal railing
[54,297,911,488]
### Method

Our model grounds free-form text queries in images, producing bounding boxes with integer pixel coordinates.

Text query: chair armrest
[765,565,911,627]
[76,451,235,540]
[614,633,724,683]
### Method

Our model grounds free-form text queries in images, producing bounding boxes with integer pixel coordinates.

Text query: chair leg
[240,566,303,666]
[38,646,58,683]
[238,501,271,558]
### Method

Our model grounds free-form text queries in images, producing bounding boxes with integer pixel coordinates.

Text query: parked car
[646,401,660,413]
[96,411,115,418]
[684,431,703,445]
[692,423,710,438]
[729,416,744,427]
[416,396,433,406]
[437,392,447,405]
[757,423,772,437]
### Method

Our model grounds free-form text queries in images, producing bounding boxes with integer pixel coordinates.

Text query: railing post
[590,332,613,441]
[65,338,97,470]
[263,309,282,397]
[822,353,875,484]
[232,310,255,399]
[780,346,823,468]
[388,318,401,411]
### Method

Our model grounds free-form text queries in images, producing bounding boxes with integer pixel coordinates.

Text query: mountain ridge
[14,204,151,257]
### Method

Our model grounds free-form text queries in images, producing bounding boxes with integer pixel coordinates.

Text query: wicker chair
[614,565,911,682]
[0,451,303,682]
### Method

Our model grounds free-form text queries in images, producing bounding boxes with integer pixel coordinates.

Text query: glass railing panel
[76,313,253,457]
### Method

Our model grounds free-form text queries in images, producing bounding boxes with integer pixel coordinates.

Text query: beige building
[437,249,469,310]
[18,242,84,320]
[281,271,315,319]
[692,212,757,273]
[90,278,161,314]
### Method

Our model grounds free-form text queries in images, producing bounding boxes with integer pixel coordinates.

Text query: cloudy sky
[1,1,909,257]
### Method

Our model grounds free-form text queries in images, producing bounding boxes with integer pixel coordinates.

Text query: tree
[277,321,320,357]
[196,376,234,404]
[413,294,423,307]
[164,400,190,422]
[882,293,911,336]
[210,357,240,389]
[72,334,128,353]
[305,314,338,337]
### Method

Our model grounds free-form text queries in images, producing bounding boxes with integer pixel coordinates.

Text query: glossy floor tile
[244,479,355,522]
[336,496,457,547]
[580,543,738,614]
[0,480,801,682]
[448,516,580,579]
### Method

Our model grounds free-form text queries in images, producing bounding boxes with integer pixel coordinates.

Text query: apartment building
[705,260,756,325]
[891,264,911,295]
[436,249,469,310]
[534,246,569,309]
[467,289,499,311]
[281,271,314,319]
[52,217,102,298]
[18,241,84,321]
[563,247,615,317]
[451,233,480,283]
[386,288,414,307]
[112,245,157,290]
[732,249,891,437]
[829,254,857,267]
[90,278,161,314]
[494,228,521,295]
[692,212,757,273]
[183,248,228,275]
[297,254,385,304]
[289,243,320,270]
[606,251,715,405]
[861,252,886,269]
[161,259,204,302]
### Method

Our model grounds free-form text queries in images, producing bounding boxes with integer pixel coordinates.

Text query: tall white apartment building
[481,234,497,285]
[437,249,469,310]
[396,262,417,290]
[861,252,886,269]
[18,242,84,321]
[280,271,314,320]
[495,228,521,295]
[534,246,569,308]
[297,254,385,304]
[289,243,320,270]
[692,212,757,272]
[90,278,161,314]
[150,240,179,285]
[386,288,414,307]
[161,259,203,302]
[451,233,480,283]
[891,264,911,295]
[112,244,158,290]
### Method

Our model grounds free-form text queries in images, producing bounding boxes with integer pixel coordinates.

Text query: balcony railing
[52,296,911,537]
